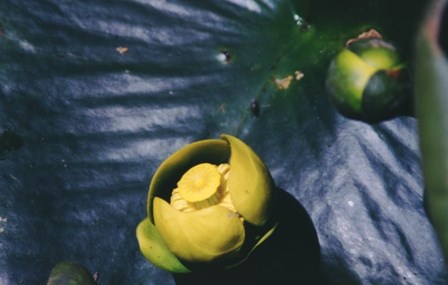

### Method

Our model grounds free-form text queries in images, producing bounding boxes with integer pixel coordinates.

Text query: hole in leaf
[217,49,233,64]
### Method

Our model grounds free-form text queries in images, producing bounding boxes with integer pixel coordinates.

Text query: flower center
[176,163,220,203]
[194,177,205,188]
[170,163,237,213]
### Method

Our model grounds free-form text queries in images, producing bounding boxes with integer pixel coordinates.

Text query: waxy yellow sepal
[221,134,275,227]
[153,197,245,263]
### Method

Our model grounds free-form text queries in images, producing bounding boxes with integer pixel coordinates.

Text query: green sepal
[326,48,376,117]
[361,68,409,122]
[136,218,190,273]
[348,38,401,69]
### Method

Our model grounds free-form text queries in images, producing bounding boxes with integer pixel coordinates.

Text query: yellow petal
[147,139,230,222]
[136,218,190,273]
[221,134,275,226]
[153,197,245,263]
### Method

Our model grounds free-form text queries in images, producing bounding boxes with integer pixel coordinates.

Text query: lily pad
[0,0,446,284]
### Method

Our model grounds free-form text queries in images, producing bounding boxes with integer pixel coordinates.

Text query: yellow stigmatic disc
[177,163,221,203]
[171,163,236,212]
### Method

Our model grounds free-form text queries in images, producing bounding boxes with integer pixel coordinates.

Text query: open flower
[136,134,277,272]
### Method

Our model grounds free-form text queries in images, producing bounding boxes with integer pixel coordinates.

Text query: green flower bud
[326,37,410,122]
[136,134,277,273]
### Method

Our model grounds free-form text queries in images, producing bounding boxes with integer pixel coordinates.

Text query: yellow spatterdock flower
[136,134,277,272]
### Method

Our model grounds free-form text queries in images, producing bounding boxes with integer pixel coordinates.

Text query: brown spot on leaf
[294,70,304,81]
[116,46,129,54]
[275,75,293,90]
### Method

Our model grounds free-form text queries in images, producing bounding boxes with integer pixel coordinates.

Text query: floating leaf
[0,0,444,284]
